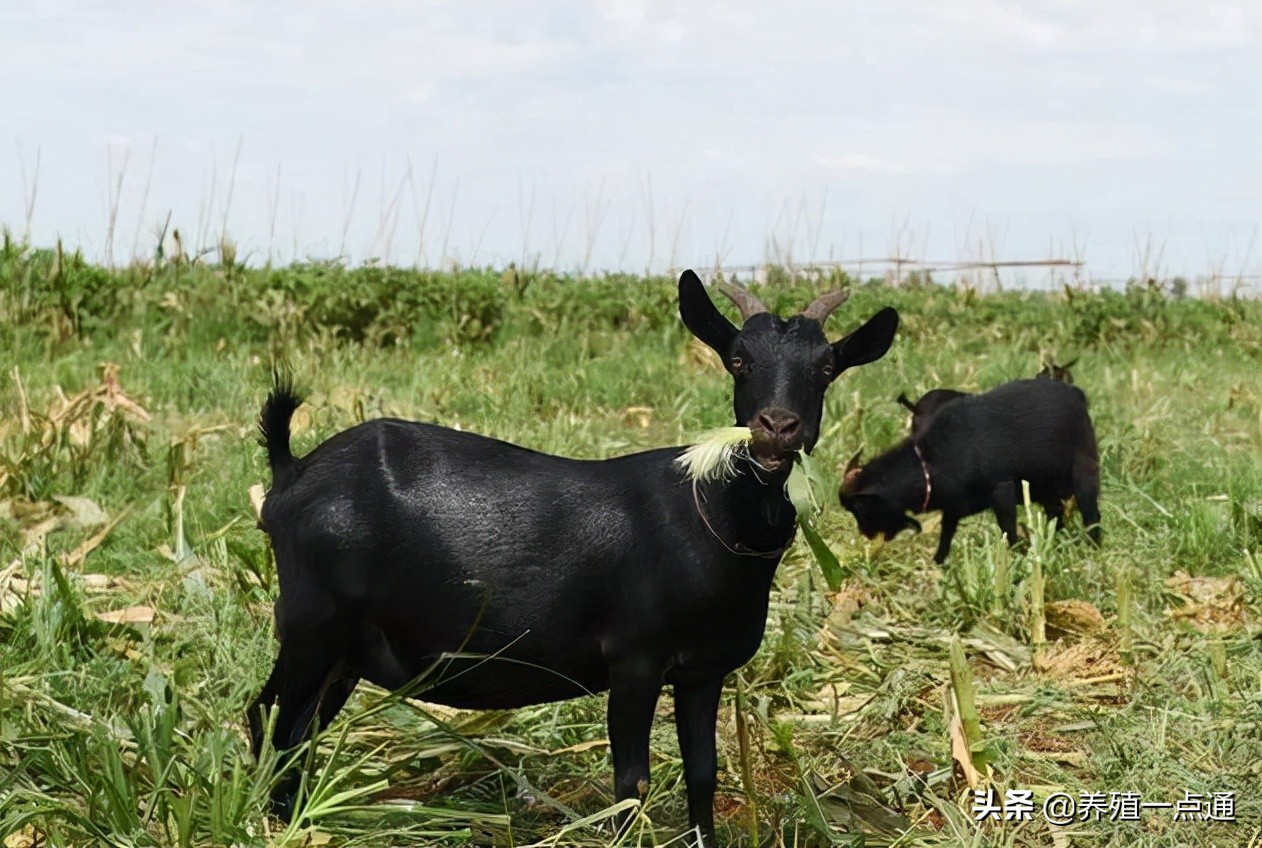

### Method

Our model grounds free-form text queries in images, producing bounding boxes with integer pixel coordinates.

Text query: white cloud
[818,154,958,176]
[1143,75,1212,95]
[926,0,1260,54]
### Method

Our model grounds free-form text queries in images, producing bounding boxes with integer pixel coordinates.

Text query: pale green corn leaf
[798,517,845,592]
[785,451,828,517]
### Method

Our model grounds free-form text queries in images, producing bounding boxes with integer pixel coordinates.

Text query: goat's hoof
[270,793,296,824]
[688,827,719,848]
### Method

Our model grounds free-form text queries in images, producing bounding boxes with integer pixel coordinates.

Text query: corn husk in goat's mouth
[674,427,756,482]
[674,425,819,497]
[676,427,846,590]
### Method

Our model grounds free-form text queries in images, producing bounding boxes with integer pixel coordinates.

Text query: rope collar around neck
[912,441,933,513]
[691,461,795,559]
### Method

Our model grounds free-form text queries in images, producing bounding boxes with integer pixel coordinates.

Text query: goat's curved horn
[801,289,851,324]
[716,283,769,322]
[841,446,864,494]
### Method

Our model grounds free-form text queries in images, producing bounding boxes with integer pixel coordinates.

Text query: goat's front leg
[674,676,723,845]
[933,513,960,565]
[608,660,663,833]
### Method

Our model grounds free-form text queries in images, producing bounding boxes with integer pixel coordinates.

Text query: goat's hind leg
[991,481,1019,547]
[248,663,282,759]
[1071,451,1102,545]
[1039,497,1066,533]
[250,628,360,822]
[607,659,663,838]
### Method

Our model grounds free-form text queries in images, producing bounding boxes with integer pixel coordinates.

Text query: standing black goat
[896,357,1078,437]
[842,379,1100,564]
[249,270,899,843]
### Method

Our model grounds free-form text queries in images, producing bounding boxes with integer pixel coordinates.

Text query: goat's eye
[821,362,834,377]
[730,355,744,372]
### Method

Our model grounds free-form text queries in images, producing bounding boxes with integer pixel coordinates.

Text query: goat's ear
[678,270,738,355]
[832,307,899,374]
[896,392,915,412]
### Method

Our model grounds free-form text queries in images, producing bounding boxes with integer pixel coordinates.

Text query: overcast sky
[3,1,1260,283]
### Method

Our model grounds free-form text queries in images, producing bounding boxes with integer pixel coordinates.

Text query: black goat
[842,379,1100,564]
[896,357,1078,437]
[250,270,900,843]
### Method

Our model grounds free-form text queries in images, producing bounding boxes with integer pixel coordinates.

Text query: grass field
[2,241,1261,847]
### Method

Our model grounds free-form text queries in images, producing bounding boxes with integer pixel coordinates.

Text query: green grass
[2,239,1261,846]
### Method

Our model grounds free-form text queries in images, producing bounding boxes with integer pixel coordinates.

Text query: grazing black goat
[842,379,1100,565]
[896,357,1078,436]
[249,270,899,843]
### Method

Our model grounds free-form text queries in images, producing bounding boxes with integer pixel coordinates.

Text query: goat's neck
[699,459,796,553]
[891,444,932,512]
[854,444,928,514]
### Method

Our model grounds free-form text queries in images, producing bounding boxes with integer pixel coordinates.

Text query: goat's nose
[756,408,801,440]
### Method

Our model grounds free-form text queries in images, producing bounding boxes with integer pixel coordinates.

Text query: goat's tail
[259,369,304,491]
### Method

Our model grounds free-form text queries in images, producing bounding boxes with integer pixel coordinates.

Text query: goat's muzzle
[747,408,803,470]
